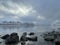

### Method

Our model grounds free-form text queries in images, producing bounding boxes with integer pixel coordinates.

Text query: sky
[0,0,60,25]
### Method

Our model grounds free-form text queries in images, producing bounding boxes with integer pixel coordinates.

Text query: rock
[0,42,2,44]
[20,32,27,41]
[55,41,60,45]
[44,38,54,41]
[5,32,19,44]
[29,32,35,35]
[54,37,60,45]
[43,31,56,42]
[27,32,38,41]
[10,33,18,36]
[27,36,37,41]
[20,32,27,45]
[1,34,9,40]
[44,35,55,41]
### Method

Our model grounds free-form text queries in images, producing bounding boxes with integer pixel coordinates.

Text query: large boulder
[5,32,19,44]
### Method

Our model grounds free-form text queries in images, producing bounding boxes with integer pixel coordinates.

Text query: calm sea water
[0,25,55,45]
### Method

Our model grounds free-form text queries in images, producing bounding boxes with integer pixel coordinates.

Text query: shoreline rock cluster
[42,31,60,45]
[1,32,19,44]
[0,32,38,45]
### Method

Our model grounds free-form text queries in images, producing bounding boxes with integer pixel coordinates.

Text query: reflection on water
[0,26,55,45]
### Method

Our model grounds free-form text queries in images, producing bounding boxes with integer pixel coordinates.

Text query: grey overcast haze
[0,0,60,25]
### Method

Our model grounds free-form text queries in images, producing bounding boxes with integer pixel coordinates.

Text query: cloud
[37,15,45,20]
[32,21,37,24]
[0,0,60,25]
[0,15,4,19]
[0,1,36,17]
[52,20,60,26]
[0,0,37,21]
[12,16,19,19]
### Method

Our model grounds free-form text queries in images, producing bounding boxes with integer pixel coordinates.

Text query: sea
[0,25,55,45]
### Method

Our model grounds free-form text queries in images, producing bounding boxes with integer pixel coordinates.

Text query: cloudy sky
[0,0,60,25]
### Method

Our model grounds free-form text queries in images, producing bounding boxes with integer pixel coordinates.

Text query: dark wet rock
[20,36,28,41]
[20,32,27,41]
[55,41,60,45]
[29,32,35,35]
[10,33,18,36]
[42,31,58,42]
[43,35,55,42]
[44,38,54,41]
[27,32,38,41]
[20,32,27,45]
[54,37,60,45]
[27,36,38,41]
[1,34,9,40]
[0,42,2,44]
[5,32,19,44]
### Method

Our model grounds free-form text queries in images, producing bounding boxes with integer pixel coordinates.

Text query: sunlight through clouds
[9,5,36,18]
[0,0,59,25]
[17,6,33,15]
[0,0,39,22]
[0,1,36,18]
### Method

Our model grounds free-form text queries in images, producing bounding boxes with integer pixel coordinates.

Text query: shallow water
[0,25,55,45]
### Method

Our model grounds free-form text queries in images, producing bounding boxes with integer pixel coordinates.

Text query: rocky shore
[42,31,60,45]
[0,32,38,45]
